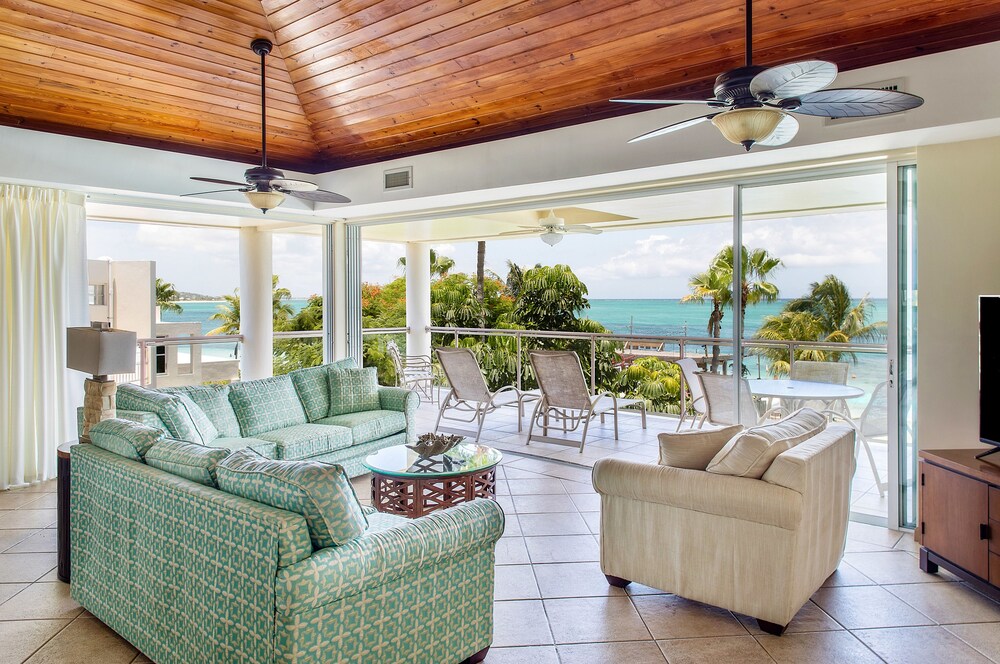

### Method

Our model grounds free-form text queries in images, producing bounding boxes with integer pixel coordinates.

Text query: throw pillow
[290,359,359,422]
[216,449,367,549]
[706,408,827,479]
[228,375,308,437]
[145,438,230,487]
[160,385,241,438]
[116,383,205,444]
[327,367,380,416]
[658,424,744,470]
[174,393,219,444]
[89,418,165,461]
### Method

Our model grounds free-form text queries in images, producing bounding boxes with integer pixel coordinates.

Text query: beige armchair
[593,424,855,635]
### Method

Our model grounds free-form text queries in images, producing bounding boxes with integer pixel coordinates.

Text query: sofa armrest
[378,386,419,443]
[76,407,167,437]
[275,498,504,615]
[592,458,803,530]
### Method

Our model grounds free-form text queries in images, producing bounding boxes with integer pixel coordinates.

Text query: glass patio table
[363,442,502,518]
[748,379,865,417]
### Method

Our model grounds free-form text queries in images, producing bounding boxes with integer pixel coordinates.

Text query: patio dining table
[747,379,865,402]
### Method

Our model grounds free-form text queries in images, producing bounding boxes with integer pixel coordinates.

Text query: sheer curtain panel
[0,185,87,489]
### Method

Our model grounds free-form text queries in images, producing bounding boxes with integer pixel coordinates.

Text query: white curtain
[0,184,87,490]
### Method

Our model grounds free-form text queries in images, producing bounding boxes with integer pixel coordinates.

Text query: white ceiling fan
[499,209,603,246]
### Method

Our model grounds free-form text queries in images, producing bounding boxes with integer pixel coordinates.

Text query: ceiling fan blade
[282,189,351,204]
[498,230,538,237]
[786,88,924,118]
[611,98,724,106]
[750,60,838,100]
[757,114,800,147]
[270,178,319,192]
[565,226,602,235]
[628,113,720,144]
[190,176,248,187]
[181,188,249,197]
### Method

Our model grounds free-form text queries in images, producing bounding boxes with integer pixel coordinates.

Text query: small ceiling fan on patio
[611,0,924,151]
[498,209,602,246]
[183,39,350,213]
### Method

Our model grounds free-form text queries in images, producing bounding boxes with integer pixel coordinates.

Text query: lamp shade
[711,107,786,150]
[244,190,285,213]
[66,326,137,376]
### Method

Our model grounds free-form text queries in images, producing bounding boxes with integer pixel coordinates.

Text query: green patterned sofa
[71,439,503,664]
[83,360,417,477]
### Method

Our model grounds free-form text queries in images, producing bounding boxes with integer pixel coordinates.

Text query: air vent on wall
[383,166,413,191]
[825,78,907,125]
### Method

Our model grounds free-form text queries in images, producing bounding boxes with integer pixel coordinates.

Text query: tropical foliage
[616,357,682,413]
[155,278,183,315]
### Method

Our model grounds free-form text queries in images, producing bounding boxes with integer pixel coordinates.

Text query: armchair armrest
[274,499,504,615]
[378,386,419,443]
[76,407,167,437]
[593,458,802,530]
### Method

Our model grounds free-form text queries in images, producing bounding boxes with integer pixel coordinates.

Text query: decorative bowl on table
[407,433,464,457]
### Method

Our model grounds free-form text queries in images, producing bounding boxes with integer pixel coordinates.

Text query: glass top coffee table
[363,442,502,518]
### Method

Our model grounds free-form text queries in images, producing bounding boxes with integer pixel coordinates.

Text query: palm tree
[208,275,294,336]
[755,275,886,376]
[475,241,486,303]
[680,267,732,371]
[505,260,527,299]
[396,249,456,278]
[155,278,183,315]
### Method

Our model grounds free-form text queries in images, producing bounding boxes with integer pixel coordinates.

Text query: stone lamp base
[81,376,117,440]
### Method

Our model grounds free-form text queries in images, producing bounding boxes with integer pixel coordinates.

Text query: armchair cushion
[327,367,380,416]
[217,449,368,549]
[145,438,230,487]
[88,418,165,461]
[290,359,357,422]
[706,408,826,479]
[658,424,744,470]
[229,375,307,437]
[160,385,240,438]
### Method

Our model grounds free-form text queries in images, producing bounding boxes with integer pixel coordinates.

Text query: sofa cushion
[117,383,209,443]
[707,408,827,479]
[256,424,353,460]
[216,449,367,549]
[160,385,240,438]
[208,436,278,458]
[327,367,380,416]
[229,375,308,437]
[88,418,165,461]
[314,410,407,446]
[290,359,358,422]
[145,438,230,487]
[658,424,744,470]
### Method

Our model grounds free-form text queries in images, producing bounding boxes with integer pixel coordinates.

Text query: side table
[57,441,77,583]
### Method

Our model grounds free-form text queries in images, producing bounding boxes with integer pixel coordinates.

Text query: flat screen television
[980,296,1000,459]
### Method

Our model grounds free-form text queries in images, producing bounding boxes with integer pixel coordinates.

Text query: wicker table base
[371,467,497,518]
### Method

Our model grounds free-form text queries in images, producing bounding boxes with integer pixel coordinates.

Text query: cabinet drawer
[991,486,1000,519]
[992,553,1000,586]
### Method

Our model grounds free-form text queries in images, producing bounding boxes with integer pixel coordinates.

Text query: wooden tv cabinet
[919,448,1000,601]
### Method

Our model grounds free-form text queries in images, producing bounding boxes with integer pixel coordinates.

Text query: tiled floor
[1,420,995,663]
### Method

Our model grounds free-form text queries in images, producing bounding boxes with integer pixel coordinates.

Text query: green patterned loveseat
[71,441,504,664]
[84,359,417,477]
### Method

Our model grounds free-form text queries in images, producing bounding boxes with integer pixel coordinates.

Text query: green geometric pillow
[228,375,307,437]
[327,367,380,416]
[290,359,358,422]
[174,393,219,444]
[216,449,367,549]
[145,438,230,487]
[116,384,202,443]
[160,385,240,438]
[89,418,165,462]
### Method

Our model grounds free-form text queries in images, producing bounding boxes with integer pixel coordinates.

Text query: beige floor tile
[0,493,47,510]
[846,522,904,548]
[623,582,669,596]
[580,511,600,534]
[737,601,842,634]
[811,585,933,629]
[533,562,624,599]
[656,635,775,664]
[820,562,877,587]
[524,535,599,564]
[21,494,58,510]
[559,480,595,494]
[756,630,882,664]
[25,615,138,664]
[0,553,57,583]
[505,479,567,495]
[494,480,510,495]
[511,494,578,514]
[36,569,60,583]
[843,550,954,584]
[0,583,28,606]
[631,594,747,640]
[892,532,921,553]
[6,529,58,554]
[496,496,515,513]
[492,600,553,647]
[0,582,82,620]
[558,640,667,663]
[495,537,530,565]
[853,625,992,663]
[517,513,589,536]
[494,565,540,601]
[0,529,37,553]
[0,509,57,530]
[544,596,650,644]
[567,492,601,512]
[0,619,69,664]
[482,645,559,664]
[944,623,1000,662]
[501,515,521,537]
[884,582,1000,624]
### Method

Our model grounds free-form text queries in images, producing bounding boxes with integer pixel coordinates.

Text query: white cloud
[577,232,727,282]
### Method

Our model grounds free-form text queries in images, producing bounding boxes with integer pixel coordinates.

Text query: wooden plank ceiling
[1,0,998,173]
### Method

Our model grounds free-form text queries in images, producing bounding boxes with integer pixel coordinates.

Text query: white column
[328,222,349,359]
[405,242,431,358]
[239,227,273,379]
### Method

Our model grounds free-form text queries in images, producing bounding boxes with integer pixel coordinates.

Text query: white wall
[917,136,1000,451]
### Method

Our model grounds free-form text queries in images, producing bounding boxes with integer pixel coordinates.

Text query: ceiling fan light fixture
[540,230,563,246]
[244,189,285,213]
[711,107,787,151]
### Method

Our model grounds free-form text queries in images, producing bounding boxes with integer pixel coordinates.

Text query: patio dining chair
[699,372,782,427]
[674,357,708,431]
[790,360,851,414]
[434,347,534,442]
[387,340,438,404]
[526,350,647,452]
[825,381,889,497]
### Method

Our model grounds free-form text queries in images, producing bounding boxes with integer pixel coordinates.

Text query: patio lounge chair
[387,340,438,404]
[674,357,708,431]
[434,347,533,442]
[526,350,646,452]
[699,372,782,426]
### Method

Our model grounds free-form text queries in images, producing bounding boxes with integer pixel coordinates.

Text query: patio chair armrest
[378,386,420,443]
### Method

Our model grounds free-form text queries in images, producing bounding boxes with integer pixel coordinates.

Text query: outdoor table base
[371,467,498,519]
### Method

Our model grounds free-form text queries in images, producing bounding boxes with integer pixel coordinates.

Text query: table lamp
[66,323,137,440]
